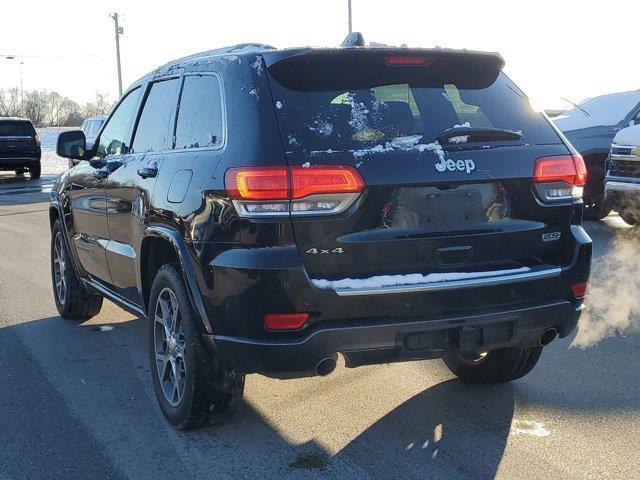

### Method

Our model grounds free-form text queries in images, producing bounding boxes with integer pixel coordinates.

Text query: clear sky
[0,0,637,109]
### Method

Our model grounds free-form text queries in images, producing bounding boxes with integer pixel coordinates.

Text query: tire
[29,163,41,179]
[443,346,543,384]
[583,195,612,221]
[148,264,245,430]
[51,219,103,320]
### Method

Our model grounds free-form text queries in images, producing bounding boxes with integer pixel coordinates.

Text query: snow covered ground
[38,127,74,175]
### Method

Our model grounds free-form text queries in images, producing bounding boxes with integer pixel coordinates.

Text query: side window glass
[80,121,89,134]
[175,75,223,149]
[96,88,141,158]
[90,120,102,135]
[132,79,180,153]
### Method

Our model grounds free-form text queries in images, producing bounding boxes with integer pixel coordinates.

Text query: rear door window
[97,88,142,158]
[174,75,224,149]
[132,79,180,153]
[0,121,34,136]
[268,52,561,153]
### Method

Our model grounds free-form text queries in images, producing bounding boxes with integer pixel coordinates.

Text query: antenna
[341,32,365,47]
[348,0,353,34]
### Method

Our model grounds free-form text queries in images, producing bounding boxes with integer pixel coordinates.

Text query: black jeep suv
[0,117,41,178]
[50,42,592,429]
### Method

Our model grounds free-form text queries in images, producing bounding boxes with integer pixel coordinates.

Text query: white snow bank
[613,124,640,146]
[311,267,531,291]
[352,135,445,160]
[553,90,640,131]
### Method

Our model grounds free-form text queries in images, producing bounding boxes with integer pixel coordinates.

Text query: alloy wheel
[154,288,187,407]
[53,232,66,306]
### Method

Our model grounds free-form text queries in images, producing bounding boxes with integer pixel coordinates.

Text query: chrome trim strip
[331,267,562,296]
[605,180,640,192]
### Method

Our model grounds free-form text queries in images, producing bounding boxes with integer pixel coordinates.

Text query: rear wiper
[437,127,523,145]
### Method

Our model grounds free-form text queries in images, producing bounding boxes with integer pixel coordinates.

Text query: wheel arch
[139,226,213,335]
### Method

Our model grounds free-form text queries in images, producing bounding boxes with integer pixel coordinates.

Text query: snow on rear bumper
[310,266,560,296]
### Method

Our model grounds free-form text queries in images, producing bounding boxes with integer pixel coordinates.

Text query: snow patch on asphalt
[510,420,551,438]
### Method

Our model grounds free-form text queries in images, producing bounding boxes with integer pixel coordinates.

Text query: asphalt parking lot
[0,172,638,480]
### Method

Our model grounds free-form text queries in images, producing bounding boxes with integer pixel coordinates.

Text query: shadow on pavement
[0,173,57,207]
[0,314,517,480]
[334,379,514,479]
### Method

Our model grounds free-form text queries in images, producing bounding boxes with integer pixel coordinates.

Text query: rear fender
[140,226,214,335]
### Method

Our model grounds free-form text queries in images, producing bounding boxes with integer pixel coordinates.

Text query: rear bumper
[206,301,581,376]
[201,225,591,376]
[0,157,40,169]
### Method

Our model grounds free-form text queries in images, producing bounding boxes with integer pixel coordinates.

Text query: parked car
[80,116,105,147]
[74,116,106,168]
[0,117,41,179]
[553,90,640,219]
[604,124,640,224]
[50,40,592,429]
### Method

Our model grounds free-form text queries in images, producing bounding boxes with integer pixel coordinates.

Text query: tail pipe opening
[539,328,558,346]
[315,356,337,376]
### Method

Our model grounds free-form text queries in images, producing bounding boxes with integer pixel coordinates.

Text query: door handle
[93,169,110,179]
[137,166,158,179]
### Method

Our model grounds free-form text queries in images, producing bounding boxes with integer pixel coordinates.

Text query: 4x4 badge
[542,232,561,242]
[435,157,476,174]
[306,248,344,255]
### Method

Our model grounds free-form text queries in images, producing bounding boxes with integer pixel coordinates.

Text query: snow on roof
[613,124,640,146]
[553,90,640,131]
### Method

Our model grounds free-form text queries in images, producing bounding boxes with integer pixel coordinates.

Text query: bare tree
[0,88,23,117]
[1,88,114,127]
[22,90,48,126]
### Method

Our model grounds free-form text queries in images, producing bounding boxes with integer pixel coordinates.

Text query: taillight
[225,167,288,200]
[225,165,365,218]
[34,133,41,147]
[533,154,587,201]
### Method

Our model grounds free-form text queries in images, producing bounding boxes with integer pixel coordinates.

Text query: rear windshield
[267,52,561,152]
[0,121,35,137]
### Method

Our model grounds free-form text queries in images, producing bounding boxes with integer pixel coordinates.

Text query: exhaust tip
[315,357,337,376]
[540,328,558,346]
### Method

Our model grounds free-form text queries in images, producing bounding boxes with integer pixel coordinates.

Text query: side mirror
[57,130,87,160]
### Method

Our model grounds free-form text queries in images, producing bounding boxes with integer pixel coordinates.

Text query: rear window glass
[268,53,560,152]
[175,75,223,149]
[0,121,34,136]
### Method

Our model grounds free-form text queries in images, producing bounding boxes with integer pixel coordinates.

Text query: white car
[604,124,640,224]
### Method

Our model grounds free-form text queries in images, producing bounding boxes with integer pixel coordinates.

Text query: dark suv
[0,117,41,178]
[50,43,592,429]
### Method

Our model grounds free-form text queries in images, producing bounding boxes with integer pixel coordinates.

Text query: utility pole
[347,0,353,34]
[110,12,123,97]
[19,61,24,105]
